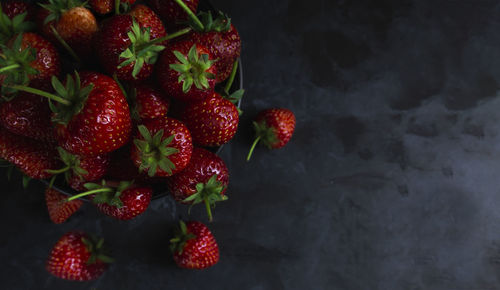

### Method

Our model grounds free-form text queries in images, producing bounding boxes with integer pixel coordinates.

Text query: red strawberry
[1,1,35,20]
[146,0,199,31]
[168,147,228,221]
[95,12,168,81]
[131,118,193,177]
[180,92,239,147]
[0,93,55,142]
[170,220,219,269]
[46,231,112,281]
[247,108,296,161]
[37,0,98,59]
[0,125,60,179]
[89,0,136,15]
[131,84,170,121]
[105,145,147,181]
[45,187,83,224]
[129,4,167,41]
[156,41,216,102]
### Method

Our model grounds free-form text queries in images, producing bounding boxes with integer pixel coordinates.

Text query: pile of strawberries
[0,0,296,282]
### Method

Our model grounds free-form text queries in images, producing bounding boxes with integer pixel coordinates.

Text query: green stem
[224,60,238,93]
[9,85,72,106]
[0,64,20,74]
[50,25,80,63]
[204,198,213,222]
[66,188,113,202]
[46,166,70,175]
[136,27,192,51]
[115,0,121,15]
[246,136,261,162]
[173,0,204,31]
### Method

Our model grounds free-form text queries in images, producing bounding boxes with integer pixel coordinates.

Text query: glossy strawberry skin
[89,0,136,15]
[134,84,170,121]
[256,108,296,149]
[156,41,216,103]
[68,154,110,191]
[94,187,152,220]
[129,4,167,42]
[46,231,108,281]
[146,0,199,31]
[0,93,55,142]
[168,147,228,203]
[180,93,239,147]
[1,0,35,20]
[0,126,60,179]
[173,221,219,269]
[190,24,241,83]
[45,187,83,224]
[54,72,131,156]
[131,117,193,176]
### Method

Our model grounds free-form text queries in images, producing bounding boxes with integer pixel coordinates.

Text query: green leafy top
[169,44,216,93]
[0,8,34,44]
[39,0,85,24]
[48,72,94,125]
[133,125,179,177]
[183,174,227,222]
[190,11,231,33]
[0,34,38,98]
[46,147,88,184]
[81,234,114,265]
[169,220,196,254]
[84,180,133,208]
[253,120,279,149]
[118,19,166,79]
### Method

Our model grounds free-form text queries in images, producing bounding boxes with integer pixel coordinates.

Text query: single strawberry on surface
[146,0,199,32]
[247,108,296,161]
[45,187,83,224]
[46,231,112,281]
[168,147,228,221]
[170,220,219,269]
[156,42,216,103]
[180,92,239,147]
[131,118,193,177]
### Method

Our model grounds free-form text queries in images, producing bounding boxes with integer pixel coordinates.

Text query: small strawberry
[131,118,193,177]
[146,0,199,32]
[68,181,152,220]
[48,147,110,191]
[37,0,98,59]
[180,92,239,147]
[130,84,170,121]
[45,187,83,224]
[1,1,35,20]
[170,220,219,269]
[168,147,228,221]
[0,93,55,142]
[46,231,112,281]
[156,42,216,102]
[0,125,60,179]
[246,108,296,161]
[89,0,136,15]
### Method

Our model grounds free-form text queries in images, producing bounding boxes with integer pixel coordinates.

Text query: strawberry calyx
[192,11,231,33]
[46,147,88,184]
[169,44,216,93]
[39,0,86,24]
[246,121,279,161]
[0,8,34,44]
[169,220,196,254]
[66,180,132,208]
[183,174,227,222]
[134,125,179,177]
[81,234,114,265]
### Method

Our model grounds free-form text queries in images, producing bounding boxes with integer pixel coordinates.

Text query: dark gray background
[2,0,500,289]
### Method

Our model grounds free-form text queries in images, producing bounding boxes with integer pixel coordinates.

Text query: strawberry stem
[9,85,72,106]
[136,27,192,51]
[246,136,261,161]
[115,0,121,15]
[50,25,80,63]
[224,60,239,93]
[204,199,213,222]
[173,0,204,31]
[46,166,70,175]
[0,63,20,73]
[66,188,114,202]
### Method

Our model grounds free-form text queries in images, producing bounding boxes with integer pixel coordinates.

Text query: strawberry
[89,0,136,15]
[168,147,228,221]
[146,0,199,32]
[48,147,110,191]
[105,145,147,181]
[0,93,55,142]
[37,0,98,59]
[170,220,219,269]
[131,118,193,177]
[0,125,60,179]
[69,181,152,220]
[0,1,35,20]
[45,187,83,224]
[46,231,112,281]
[156,42,216,102]
[0,1,35,44]
[179,92,239,147]
[131,84,170,121]
[129,4,167,41]
[246,108,296,161]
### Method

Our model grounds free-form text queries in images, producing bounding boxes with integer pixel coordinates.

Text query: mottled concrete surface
[3,0,500,289]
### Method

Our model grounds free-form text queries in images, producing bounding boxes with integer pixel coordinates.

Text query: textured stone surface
[3,0,500,289]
